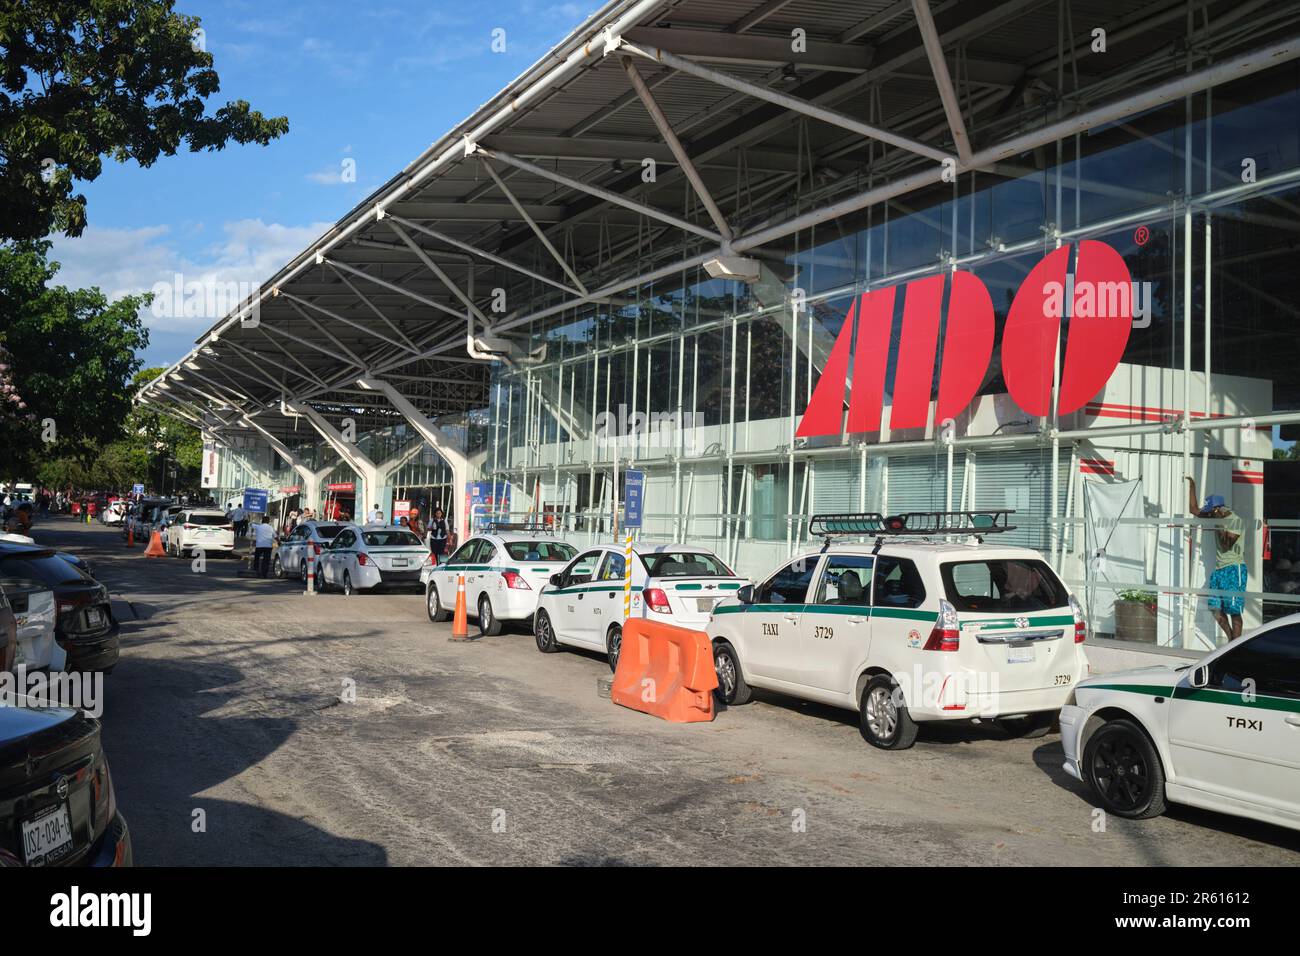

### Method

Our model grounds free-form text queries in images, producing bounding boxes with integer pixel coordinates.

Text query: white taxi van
[706,511,1089,749]
[423,526,579,636]
[534,543,750,671]
[1059,612,1300,832]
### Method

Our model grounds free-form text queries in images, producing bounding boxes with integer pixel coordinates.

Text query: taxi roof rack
[810,510,1017,548]
[484,519,556,535]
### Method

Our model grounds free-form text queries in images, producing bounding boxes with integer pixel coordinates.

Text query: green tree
[0,239,150,480]
[0,0,289,239]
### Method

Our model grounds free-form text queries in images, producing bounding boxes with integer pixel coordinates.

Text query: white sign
[200,440,220,489]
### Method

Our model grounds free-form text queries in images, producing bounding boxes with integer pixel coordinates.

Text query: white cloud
[48,219,333,341]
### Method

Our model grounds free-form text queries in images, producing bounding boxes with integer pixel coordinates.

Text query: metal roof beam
[476,145,723,243]
[480,160,588,295]
[911,0,973,164]
[621,55,734,244]
[623,26,872,73]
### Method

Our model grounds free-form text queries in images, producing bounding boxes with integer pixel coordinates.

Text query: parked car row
[427,511,1300,837]
[1,518,132,867]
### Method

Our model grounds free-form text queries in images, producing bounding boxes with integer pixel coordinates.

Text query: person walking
[407,506,426,547]
[366,503,383,523]
[251,516,277,578]
[429,507,449,565]
[1186,476,1246,642]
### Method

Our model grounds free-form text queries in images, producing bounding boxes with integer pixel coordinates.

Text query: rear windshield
[186,514,230,526]
[314,525,344,540]
[363,530,423,547]
[505,541,578,562]
[941,559,1068,612]
[0,554,89,587]
[640,552,733,577]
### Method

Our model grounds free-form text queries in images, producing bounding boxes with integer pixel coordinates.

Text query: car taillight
[502,570,531,590]
[645,587,672,614]
[312,542,322,555]
[184,523,196,529]
[357,553,368,566]
[1069,594,1087,643]
[923,599,961,651]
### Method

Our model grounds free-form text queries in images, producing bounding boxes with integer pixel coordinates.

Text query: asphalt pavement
[26,515,1300,866]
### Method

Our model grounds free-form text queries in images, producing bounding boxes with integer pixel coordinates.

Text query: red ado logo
[796,240,1136,438]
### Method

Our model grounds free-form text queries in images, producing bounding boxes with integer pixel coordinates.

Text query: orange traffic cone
[143,530,166,558]
[449,572,471,641]
[126,524,134,547]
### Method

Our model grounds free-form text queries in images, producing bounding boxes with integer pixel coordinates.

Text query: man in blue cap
[1186,477,1245,641]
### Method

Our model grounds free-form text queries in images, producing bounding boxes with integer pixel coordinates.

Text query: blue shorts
[1207,563,1247,616]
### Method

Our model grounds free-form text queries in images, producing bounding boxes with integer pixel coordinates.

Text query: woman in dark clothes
[429,507,449,564]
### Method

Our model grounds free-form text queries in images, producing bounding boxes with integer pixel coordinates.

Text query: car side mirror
[549,573,564,588]
[737,584,755,604]
[1189,665,1210,689]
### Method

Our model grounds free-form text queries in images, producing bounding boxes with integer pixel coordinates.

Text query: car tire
[534,609,561,653]
[427,584,451,622]
[478,595,502,636]
[606,624,623,674]
[712,640,752,705]
[273,554,284,579]
[342,571,354,596]
[996,712,1055,739]
[1083,718,1168,819]
[300,560,309,585]
[859,674,920,750]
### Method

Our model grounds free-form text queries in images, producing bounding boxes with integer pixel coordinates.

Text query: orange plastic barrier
[610,619,718,722]
[142,531,166,558]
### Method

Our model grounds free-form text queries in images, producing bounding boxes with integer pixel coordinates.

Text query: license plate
[392,558,410,567]
[22,802,74,865]
[1007,645,1036,664]
[695,597,720,612]
[87,608,103,627]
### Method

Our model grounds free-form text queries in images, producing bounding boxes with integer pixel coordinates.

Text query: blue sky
[46,0,598,369]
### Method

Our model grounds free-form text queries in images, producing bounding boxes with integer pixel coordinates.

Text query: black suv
[0,544,118,672]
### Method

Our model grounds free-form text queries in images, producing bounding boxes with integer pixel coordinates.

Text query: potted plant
[1114,588,1158,643]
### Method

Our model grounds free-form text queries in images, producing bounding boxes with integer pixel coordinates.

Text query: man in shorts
[1187,477,1246,642]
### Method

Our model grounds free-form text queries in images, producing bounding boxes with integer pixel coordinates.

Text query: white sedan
[422,532,579,635]
[534,544,749,672]
[1060,612,1300,832]
[317,525,429,595]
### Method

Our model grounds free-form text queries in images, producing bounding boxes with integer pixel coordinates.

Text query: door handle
[1286,715,1300,727]
[847,616,866,624]
[783,614,799,623]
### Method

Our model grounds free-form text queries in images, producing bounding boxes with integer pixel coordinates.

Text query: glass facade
[476,62,1300,653]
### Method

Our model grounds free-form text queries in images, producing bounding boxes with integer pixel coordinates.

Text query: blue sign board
[132,483,144,496]
[242,488,269,514]
[465,481,511,532]
[623,470,645,529]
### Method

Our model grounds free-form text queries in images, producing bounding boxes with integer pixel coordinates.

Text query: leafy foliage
[0,239,150,479]
[0,0,289,239]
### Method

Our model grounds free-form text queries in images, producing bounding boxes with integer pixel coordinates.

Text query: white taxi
[423,530,579,636]
[1059,613,1300,832]
[0,577,58,670]
[164,509,235,557]
[706,511,1089,749]
[317,524,429,595]
[534,543,749,672]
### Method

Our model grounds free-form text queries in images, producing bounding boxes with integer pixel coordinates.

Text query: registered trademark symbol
[1134,225,1150,246]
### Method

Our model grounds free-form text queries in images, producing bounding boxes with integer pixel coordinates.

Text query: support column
[286,402,382,511]
[242,416,327,510]
[356,376,472,535]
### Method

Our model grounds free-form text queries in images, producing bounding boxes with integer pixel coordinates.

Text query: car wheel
[606,624,623,673]
[342,571,354,596]
[996,712,1055,739]
[859,674,920,750]
[1083,718,1168,819]
[427,584,451,622]
[712,640,752,705]
[534,609,561,653]
[273,554,284,579]
[478,595,502,636]
[300,560,308,585]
